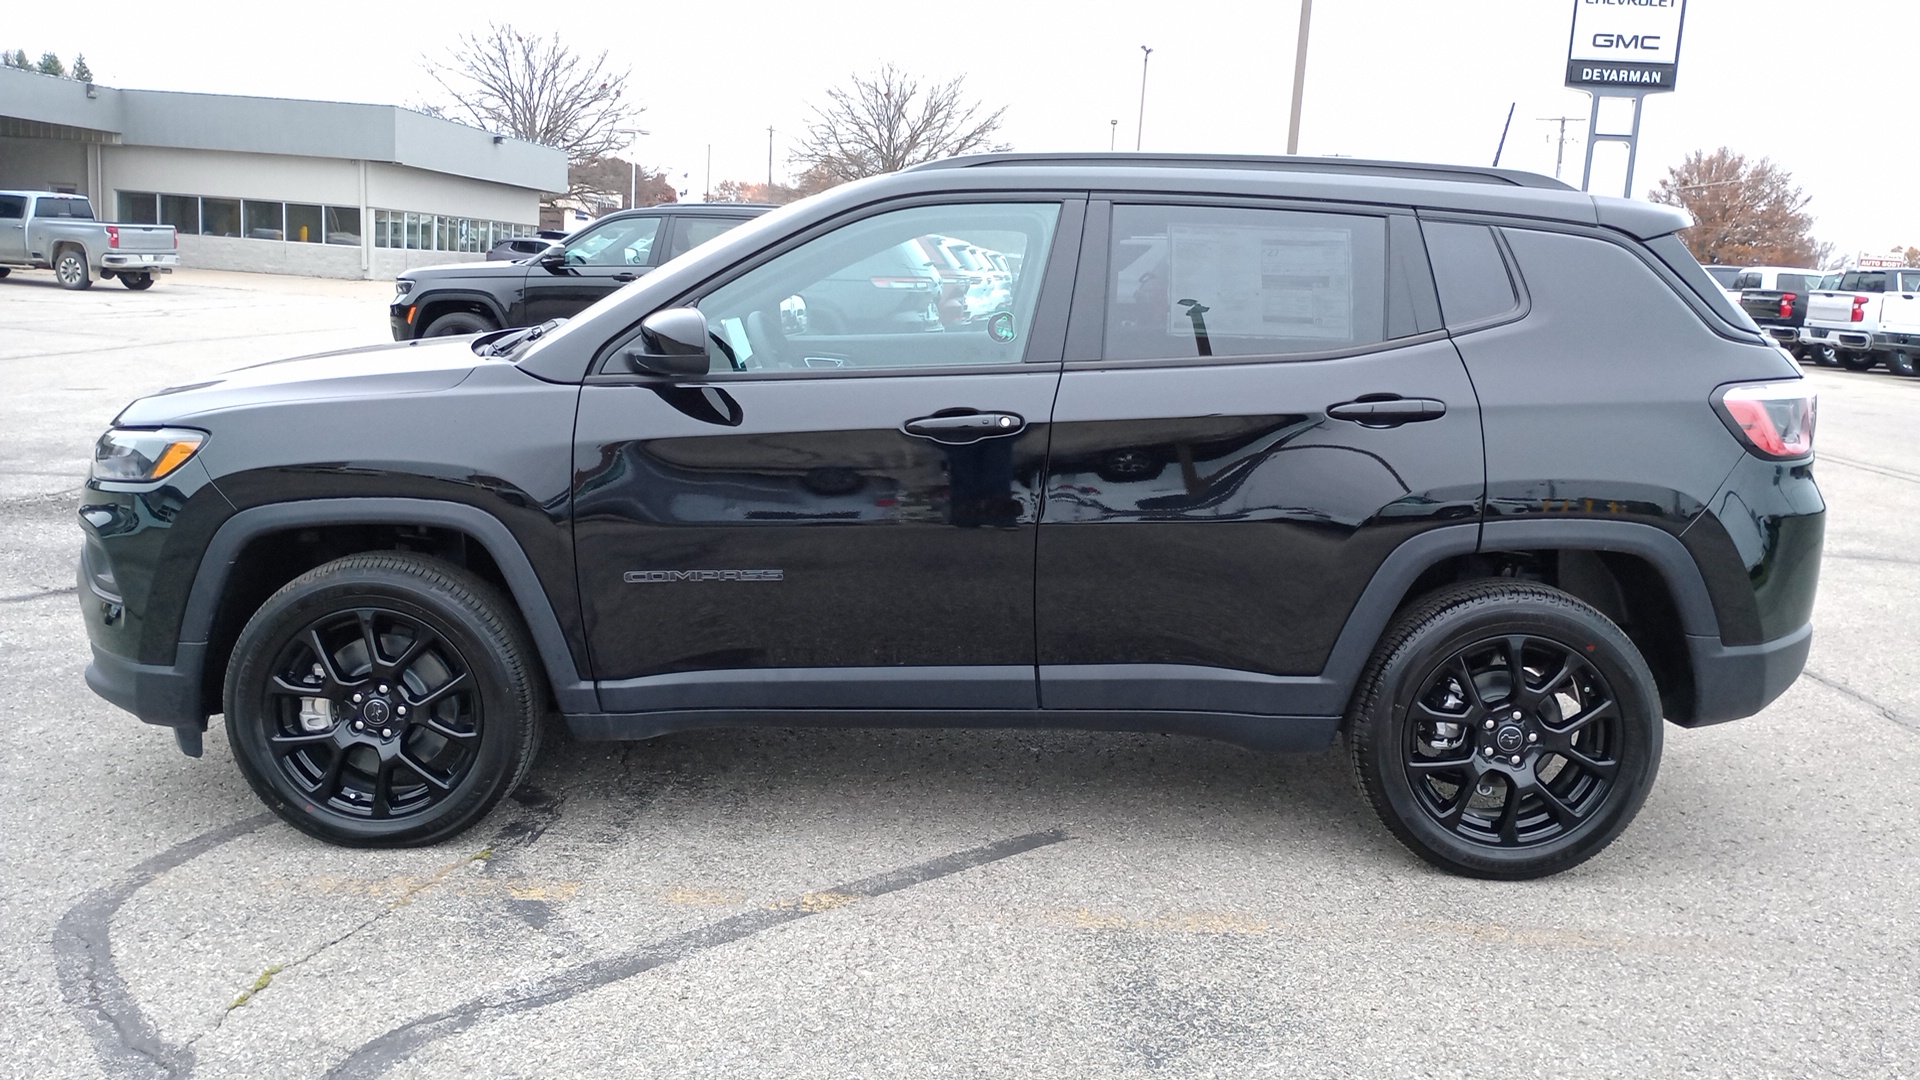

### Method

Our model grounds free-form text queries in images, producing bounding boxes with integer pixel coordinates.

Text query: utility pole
[704,144,711,203]
[767,126,775,188]
[1287,0,1313,154]
[1136,46,1152,151]
[1538,115,1586,181]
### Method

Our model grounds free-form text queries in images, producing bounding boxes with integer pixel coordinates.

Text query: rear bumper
[101,253,178,272]
[1872,331,1920,351]
[1679,623,1811,727]
[1805,324,1874,350]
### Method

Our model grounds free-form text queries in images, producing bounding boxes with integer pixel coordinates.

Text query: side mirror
[623,307,711,377]
[536,244,567,268]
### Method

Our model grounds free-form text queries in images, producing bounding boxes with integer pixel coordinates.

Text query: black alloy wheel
[225,554,542,846]
[1347,582,1661,879]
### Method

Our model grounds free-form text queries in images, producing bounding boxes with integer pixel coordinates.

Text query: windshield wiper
[475,318,565,358]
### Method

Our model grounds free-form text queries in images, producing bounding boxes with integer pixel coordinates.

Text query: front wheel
[54,249,91,290]
[1885,351,1917,377]
[224,554,543,847]
[1346,582,1663,879]
[121,272,155,291]
[423,310,497,337]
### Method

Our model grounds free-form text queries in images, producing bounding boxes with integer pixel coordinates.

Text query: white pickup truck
[0,190,179,290]
[1803,267,1920,376]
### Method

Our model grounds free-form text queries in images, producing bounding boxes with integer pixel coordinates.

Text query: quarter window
[1104,204,1388,361]
[1423,221,1520,328]
[694,202,1059,374]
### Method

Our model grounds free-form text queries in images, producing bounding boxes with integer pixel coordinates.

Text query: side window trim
[588,195,1085,382]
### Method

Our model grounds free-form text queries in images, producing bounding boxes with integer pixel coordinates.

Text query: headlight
[92,427,208,482]
[394,279,415,298]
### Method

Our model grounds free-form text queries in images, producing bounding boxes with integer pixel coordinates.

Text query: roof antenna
[1492,102,1516,167]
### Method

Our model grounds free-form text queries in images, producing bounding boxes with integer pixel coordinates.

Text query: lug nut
[351,720,365,732]
[352,692,363,703]
[396,705,407,716]
[378,684,389,694]
[1482,719,1496,730]
[1510,755,1523,765]
[1482,746,1495,758]
[1511,710,1524,721]
[1528,732,1539,743]
[380,728,394,739]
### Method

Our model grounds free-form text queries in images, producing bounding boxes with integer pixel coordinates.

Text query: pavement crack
[0,585,79,603]
[1802,668,1918,734]
[321,828,1069,1080]
[53,814,274,1080]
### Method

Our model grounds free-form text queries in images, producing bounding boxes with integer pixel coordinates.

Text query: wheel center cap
[362,698,391,725]
[1495,724,1525,753]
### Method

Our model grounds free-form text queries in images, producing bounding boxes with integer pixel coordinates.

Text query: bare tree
[793,65,1009,188]
[571,156,676,209]
[425,24,640,169]
[1905,246,1920,269]
[1649,148,1828,268]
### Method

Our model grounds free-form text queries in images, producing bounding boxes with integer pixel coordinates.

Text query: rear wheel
[224,554,543,847]
[1885,351,1917,377]
[1805,344,1839,367]
[0,267,11,278]
[1346,582,1662,879]
[121,272,155,291]
[54,249,91,290]
[423,310,497,337]
[1838,353,1879,372]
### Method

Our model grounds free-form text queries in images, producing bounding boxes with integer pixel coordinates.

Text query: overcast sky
[7,0,1914,257]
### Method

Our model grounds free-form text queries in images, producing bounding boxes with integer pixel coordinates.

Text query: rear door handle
[903,410,1027,444]
[1326,397,1447,427]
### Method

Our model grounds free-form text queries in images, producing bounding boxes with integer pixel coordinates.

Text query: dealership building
[0,66,566,279]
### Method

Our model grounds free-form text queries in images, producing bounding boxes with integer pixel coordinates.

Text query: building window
[118,192,159,224]
[286,203,323,244]
[244,200,284,241]
[326,206,361,245]
[159,195,199,235]
[201,198,241,237]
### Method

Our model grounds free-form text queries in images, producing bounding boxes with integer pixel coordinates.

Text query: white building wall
[365,162,539,223]
[101,144,362,204]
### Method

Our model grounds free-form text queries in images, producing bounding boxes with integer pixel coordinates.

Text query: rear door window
[1422,221,1520,329]
[1103,204,1388,361]
[1731,272,1762,290]
[666,215,749,260]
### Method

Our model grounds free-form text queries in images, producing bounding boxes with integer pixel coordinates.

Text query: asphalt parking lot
[2,269,1917,1080]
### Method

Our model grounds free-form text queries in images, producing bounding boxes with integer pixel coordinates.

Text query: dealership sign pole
[1566,0,1687,198]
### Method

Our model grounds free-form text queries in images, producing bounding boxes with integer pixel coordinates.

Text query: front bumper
[390,301,418,341]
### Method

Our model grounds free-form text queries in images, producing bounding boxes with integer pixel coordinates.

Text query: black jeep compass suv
[79,153,1822,878]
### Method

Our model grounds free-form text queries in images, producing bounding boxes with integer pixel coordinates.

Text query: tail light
[1851,296,1870,322]
[1715,382,1816,460]
[1778,293,1796,318]
[105,225,120,249]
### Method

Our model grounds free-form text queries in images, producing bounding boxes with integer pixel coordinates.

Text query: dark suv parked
[390,204,770,339]
[81,154,1822,878]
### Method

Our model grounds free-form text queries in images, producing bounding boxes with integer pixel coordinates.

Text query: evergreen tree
[72,53,92,81]
[36,51,64,77]
[5,49,29,68]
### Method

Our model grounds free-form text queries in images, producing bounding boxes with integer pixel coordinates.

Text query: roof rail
[907,152,1575,191]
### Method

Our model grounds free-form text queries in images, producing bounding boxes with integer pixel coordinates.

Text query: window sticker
[987,310,1017,343]
[1167,224,1355,340]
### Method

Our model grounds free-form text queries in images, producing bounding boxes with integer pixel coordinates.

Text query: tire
[0,267,11,278]
[1806,344,1840,367]
[1885,351,1917,377]
[54,248,91,290]
[422,310,497,337]
[224,553,544,847]
[121,272,155,291]
[1838,354,1878,372]
[1345,581,1663,880]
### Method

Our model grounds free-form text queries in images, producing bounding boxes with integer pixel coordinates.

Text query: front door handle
[902,410,1027,444]
[1326,397,1447,427]
[612,272,638,283]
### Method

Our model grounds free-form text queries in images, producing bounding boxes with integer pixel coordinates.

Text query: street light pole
[1287,0,1313,155]
[1136,46,1153,151]
[1109,119,1118,150]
